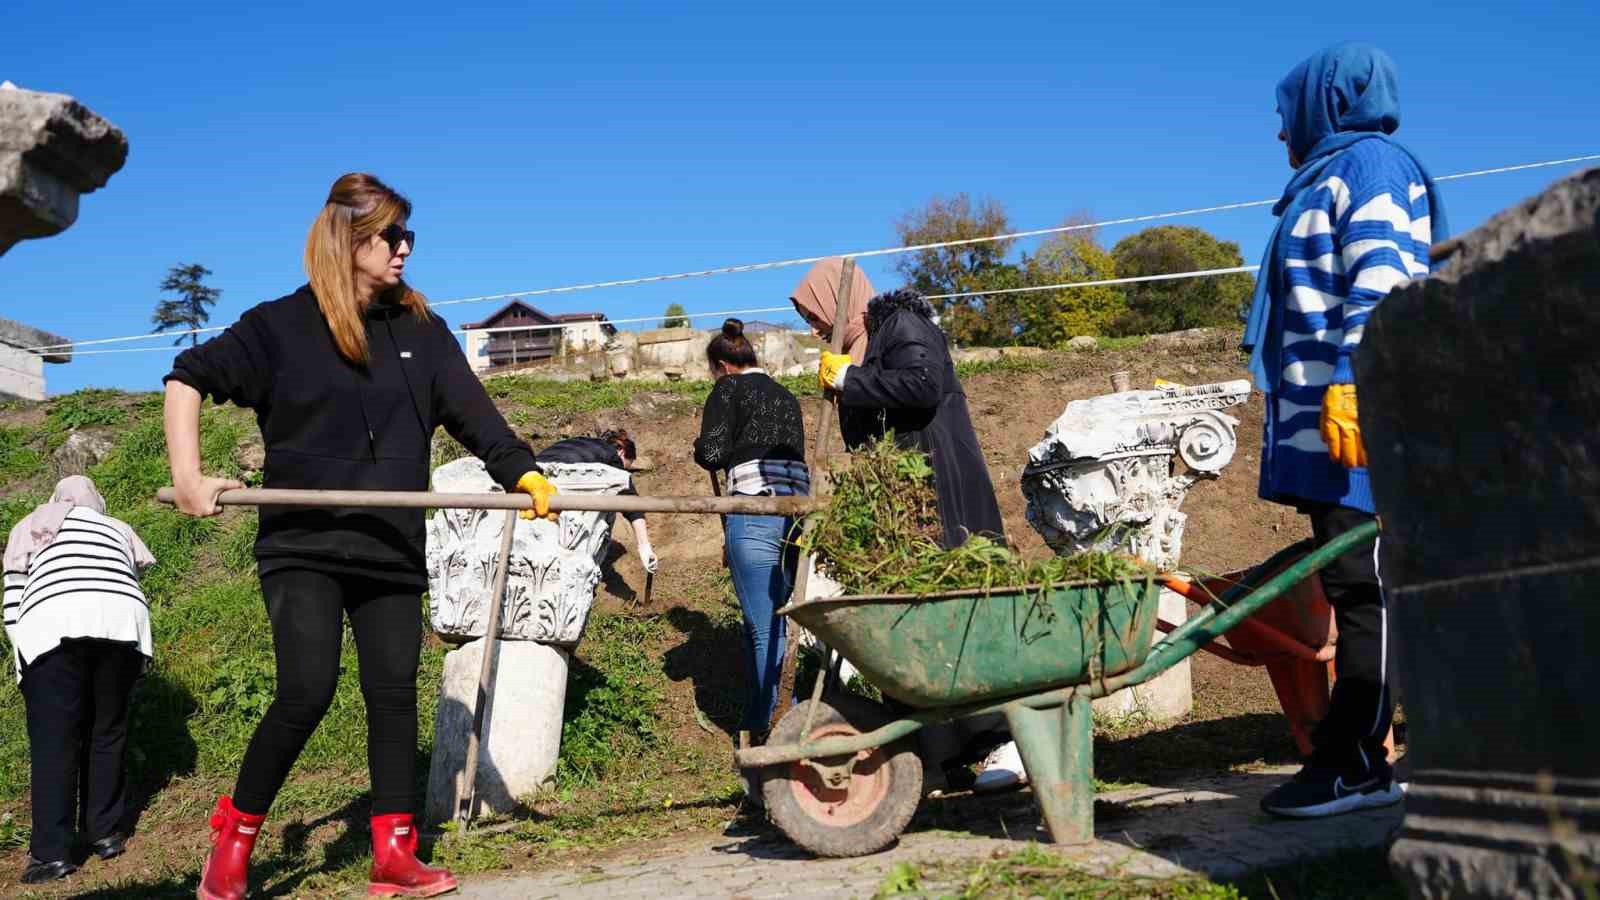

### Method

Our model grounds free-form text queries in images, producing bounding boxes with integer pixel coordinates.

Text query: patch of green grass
[1097,335,1152,352]
[0,491,46,547]
[557,613,668,788]
[0,424,44,483]
[484,375,710,416]
[955,353,1055,378]
[220,511,259,573]
[45,388,128,434]
[878,844,1243,899]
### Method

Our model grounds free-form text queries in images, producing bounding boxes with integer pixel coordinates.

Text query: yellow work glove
[1319,384,1367,468]
[514,471,560,521]
[818,350,852,391]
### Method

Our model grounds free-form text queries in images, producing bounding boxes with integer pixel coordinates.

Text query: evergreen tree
[151,263,222,346]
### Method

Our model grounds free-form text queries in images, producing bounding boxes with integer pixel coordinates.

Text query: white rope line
[57,305,805,356]
[20,152,1599,355]
[922,265,1259,300]
[1432,154,1600,182]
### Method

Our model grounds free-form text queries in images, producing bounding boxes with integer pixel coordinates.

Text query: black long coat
[838,306,1004,548]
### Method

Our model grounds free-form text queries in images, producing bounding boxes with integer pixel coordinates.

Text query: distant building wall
[0,316,70,401]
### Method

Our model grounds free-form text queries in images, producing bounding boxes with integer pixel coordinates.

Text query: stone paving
[458,765,1403,899]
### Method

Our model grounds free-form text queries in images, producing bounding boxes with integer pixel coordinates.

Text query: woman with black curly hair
[790,261,1003,548]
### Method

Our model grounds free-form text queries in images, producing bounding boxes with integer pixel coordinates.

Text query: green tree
[661,303,689,328]
[1011,222,1126,346]
[151,263,222,346]
[893,193,1017,345]
[1108,225,1255,336]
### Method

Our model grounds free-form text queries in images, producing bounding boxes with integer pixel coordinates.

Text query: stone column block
[1022,380,1247,722]
[1357,166,1600,899]
[0,82,127,256]
[425,639,569,824]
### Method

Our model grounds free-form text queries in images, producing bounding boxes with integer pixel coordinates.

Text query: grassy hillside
[0,338,1397,897]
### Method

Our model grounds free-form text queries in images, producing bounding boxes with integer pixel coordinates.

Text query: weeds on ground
[954,354,1055,378]
[876,845,1242,899]
[45,388,128,435]
[799,435,1151,595]
[0,425,42,484]
[557,613,668,788]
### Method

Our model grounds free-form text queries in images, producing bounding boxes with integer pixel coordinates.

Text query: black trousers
[233,567,422,816]
[1303,502,1394,776]
[21,641,144,862]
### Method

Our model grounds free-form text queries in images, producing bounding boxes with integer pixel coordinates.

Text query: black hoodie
[165,286,539,577]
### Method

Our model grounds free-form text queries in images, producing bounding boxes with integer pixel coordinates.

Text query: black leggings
[233,567,422,816]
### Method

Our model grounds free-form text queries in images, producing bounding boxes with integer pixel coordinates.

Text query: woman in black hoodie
[163,173,556,900]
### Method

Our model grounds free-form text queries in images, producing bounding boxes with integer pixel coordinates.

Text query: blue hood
[1241,43,1447,391]
[1276,42,1402,164]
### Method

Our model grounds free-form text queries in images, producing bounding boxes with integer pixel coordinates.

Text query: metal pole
[456,508,518,833]
[155,486,816,517]
[774,256,857,729]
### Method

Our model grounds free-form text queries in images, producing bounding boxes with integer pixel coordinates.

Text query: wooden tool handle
[155,486,817,517]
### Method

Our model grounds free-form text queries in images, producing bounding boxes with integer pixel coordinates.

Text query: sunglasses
[379,223,416,254]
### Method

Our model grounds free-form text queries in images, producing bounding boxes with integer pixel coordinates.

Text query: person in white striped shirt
[3,475,155,884]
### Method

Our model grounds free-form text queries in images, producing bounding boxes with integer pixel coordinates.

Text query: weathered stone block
[52,430,113,476]
[1091,588,1192,721]
[424,638,569,824]
[0,82,128,256]
[1357,166,1600,898]
[0,341,45,401]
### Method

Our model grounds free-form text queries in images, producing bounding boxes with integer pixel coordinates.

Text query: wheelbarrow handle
[1105,520,1380,695]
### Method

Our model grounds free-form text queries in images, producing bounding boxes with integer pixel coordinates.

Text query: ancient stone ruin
[1360,166,1600,899]
[424,458,630,823]
[1021,378,1250,720]
[1021,379,1249,568]
[1,81,127,399]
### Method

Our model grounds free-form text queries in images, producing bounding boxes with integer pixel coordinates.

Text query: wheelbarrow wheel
[762,694,922,858]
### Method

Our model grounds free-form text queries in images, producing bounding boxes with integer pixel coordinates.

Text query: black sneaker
[1260,766,1403,818]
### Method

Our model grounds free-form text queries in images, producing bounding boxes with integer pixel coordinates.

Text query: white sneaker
[973,741,1027,793]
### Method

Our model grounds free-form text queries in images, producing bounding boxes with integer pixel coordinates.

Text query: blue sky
[5,1,1597,393]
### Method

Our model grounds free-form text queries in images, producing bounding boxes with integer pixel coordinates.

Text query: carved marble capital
[426,458,630,645]
[1021,380,1249,568]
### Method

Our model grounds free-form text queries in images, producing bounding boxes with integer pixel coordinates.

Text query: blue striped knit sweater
[1260,140,1433,512]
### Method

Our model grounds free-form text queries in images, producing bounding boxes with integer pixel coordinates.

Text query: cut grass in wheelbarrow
[747,436,1379,858]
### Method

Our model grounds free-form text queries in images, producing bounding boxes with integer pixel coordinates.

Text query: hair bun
[721,318,744,338]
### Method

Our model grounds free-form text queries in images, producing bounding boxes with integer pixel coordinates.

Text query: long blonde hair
[304,173,430,365]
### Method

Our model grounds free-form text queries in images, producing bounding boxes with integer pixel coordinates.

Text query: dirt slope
[560,332,1308,598]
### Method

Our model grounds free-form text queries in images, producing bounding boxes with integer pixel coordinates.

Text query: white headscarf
[3,476,155,573]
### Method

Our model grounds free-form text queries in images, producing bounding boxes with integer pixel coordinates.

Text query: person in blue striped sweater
[1242,43,1447,818]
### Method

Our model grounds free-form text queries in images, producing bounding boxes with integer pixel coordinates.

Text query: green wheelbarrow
[734,521,1379,858]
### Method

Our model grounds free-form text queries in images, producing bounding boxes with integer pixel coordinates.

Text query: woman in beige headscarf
[3,476,155,884]
[789,260,1004,549]
[788,257,877,364]
[790,263,1016,794]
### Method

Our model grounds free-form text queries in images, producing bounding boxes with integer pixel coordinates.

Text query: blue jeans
[725,510,799,735]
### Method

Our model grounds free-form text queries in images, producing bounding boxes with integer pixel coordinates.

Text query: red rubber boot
[197,796,265,900]
[368,814,457,897]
